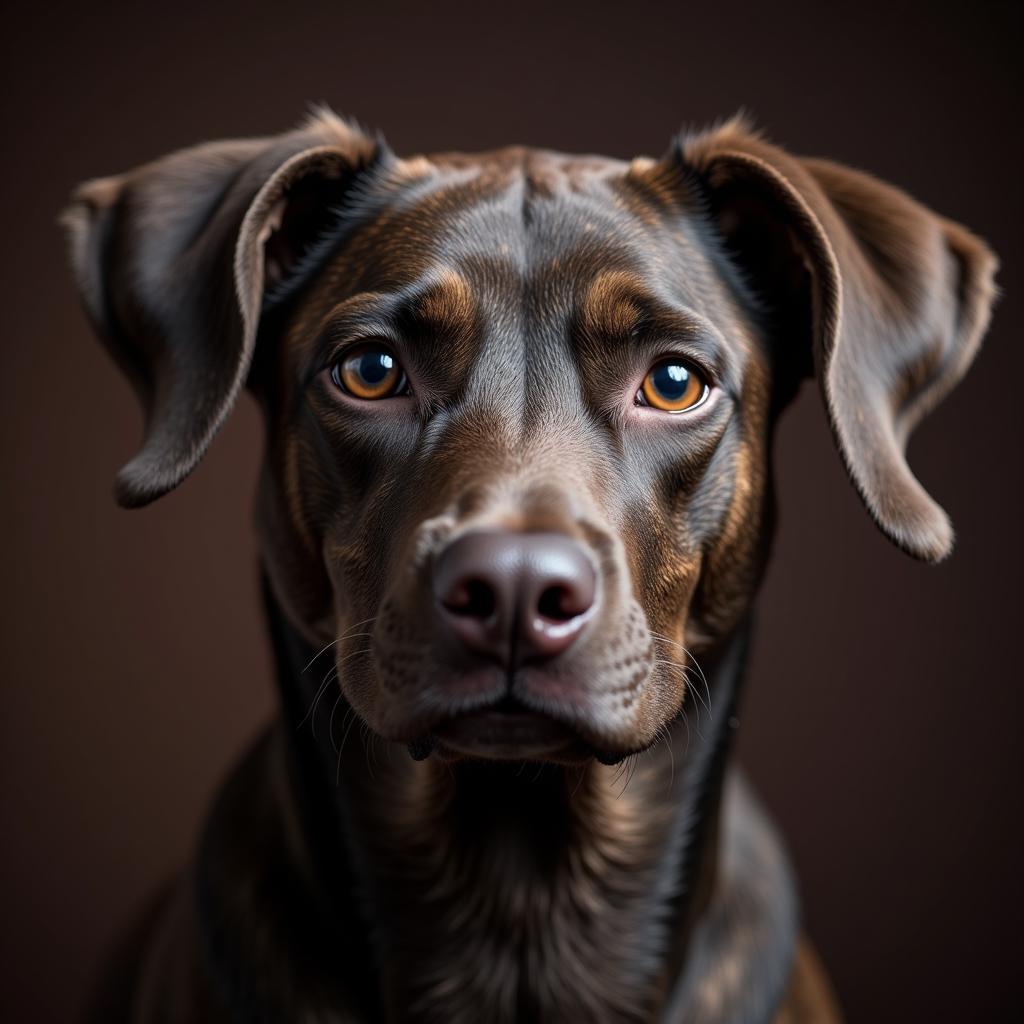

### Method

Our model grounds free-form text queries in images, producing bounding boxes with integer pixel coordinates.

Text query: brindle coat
[64,109,996,1023]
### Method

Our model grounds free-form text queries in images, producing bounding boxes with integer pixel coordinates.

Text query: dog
[63,108,996,1023]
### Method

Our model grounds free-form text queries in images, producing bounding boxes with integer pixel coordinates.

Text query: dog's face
[261,149,774,760]
[65,112,996,764]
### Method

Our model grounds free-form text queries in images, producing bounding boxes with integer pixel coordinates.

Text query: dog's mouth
[410,696,593,764]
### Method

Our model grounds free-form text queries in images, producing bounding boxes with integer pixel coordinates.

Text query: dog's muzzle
[401,529,602,762]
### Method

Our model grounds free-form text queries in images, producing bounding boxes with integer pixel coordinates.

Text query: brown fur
[64,108,996,1022]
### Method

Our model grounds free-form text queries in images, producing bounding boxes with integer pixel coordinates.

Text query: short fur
[64,108,997,1023]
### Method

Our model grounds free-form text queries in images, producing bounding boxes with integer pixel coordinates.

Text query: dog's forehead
[289,147,754,383]
[357,148,735,313]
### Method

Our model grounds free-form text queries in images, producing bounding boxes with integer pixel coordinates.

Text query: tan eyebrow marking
[579,270,648,338]
[413,269,476,335]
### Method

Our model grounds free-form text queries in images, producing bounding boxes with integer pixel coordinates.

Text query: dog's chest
[360,785,681,1024]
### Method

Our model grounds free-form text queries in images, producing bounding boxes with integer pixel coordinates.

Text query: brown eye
[639,359,709,413]
[331,342,408,400]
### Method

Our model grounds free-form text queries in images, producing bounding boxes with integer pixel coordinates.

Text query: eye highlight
[638,359,709,413]
[330,342,409,400]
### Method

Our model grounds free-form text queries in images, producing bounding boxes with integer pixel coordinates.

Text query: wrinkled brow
[580,270,720,339]
[403,269,477,337]
[300,270,480,382]
[577,270,740,391]
[314,271,477,340]
[579,270,650,338]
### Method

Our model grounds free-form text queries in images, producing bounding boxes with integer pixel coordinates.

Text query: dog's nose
[433,531,597,667]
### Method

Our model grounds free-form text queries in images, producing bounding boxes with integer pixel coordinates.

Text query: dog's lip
[427,696,586,761]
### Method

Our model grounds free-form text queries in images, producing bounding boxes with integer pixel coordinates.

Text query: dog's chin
[404,698,630,766]
[437,710,589,764]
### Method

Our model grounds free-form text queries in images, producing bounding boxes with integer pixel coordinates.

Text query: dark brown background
[1,0,1020,1020]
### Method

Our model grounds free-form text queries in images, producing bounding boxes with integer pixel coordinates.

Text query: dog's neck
[205,585,750,1022]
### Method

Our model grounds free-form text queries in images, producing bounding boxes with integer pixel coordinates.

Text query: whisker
[617,753,638,798]
[335,708,359,785]
[658,722,675,797]
[647,659,709,743]
[328,693,344,754]
[570,763,588,799]
[650,637,713,719]
[297,665,338,733]
[654,635,713,718]
[652,659,711,720]
[360,721,376,781]
[310,648,372,739]
[301,617,378,673]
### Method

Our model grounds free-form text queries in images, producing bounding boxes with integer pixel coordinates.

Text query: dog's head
[65,110,996,763]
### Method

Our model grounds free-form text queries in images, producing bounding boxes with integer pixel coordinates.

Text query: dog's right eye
[637,358,709,413]
[330,342,409,400]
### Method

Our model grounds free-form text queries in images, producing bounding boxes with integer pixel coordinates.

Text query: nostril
[443,578,497,620]
[433,530,598,666]
[537,584,583,622]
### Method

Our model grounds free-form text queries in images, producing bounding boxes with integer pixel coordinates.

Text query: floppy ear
[62,108,387,508]
[653,118,997,562]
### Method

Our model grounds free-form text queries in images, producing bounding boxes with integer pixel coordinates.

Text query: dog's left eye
[637,359,709,413]
[330,342,409,400]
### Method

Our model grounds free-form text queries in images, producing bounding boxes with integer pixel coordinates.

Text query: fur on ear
[62,108,388,508]
[650,117,998,562]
